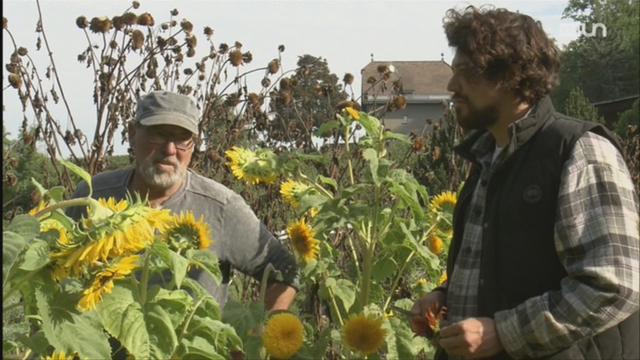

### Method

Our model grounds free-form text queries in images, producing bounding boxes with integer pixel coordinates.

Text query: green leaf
[97,282,150,359]
[47,186,66,202]
[299,193,329,213]
[31,177,48,197]
[383,131,412,144]
[332,279,356,312]
[221,299,265,339]
[148,287,193,328]
[315,120,341,137]
[19,240,50,271]
[186,249,222,285]
[3,231,27,290]
[180,278,220,320]
[179,336,226,360]
[362,148,380,185]
[144,302,178,358]
[389,317,429,358]
[6,214,40,238]
[316,175,338,192]
[372,257,397,282]
[389,183,425,223]
[35,278,111,360]
[59,159,93,197]
[151,241,189,288]
[358,112,382,139]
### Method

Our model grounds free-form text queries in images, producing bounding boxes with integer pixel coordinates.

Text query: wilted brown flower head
[278,44,285,52]
[131,29,144,50]
[6,63,19,74]
[279,78,291,91]
[229,50,243,66]
[184,68,193,75]
[132,1,140,9]
[261,77,271,88]
[198,74,205,81]
[387,95,407,111]
[122,12,137,26]
[377,64,389,74]
[180,19,193,33]
[175,53,184,62]
[137,13,155,26]
[109,40,118,49]
[167,37,178,46]
[219,43,229,54]
[161,23,169,30]
[17,47,28,56]
[156,36,167,48]
[413,137,425,152]
[6,173,17,187]
[8,74,22,89]
[186,48,196,58]
[171,8,179,16]
[268,59,280,74]
[335,100,361,111]
[242,51,253,64]
[234,41,243,49]
[145,67,156,79]
[366,76,376,85]
[75,16,88,29]
[204,26,213,37]
[343,73,354,85]
[186,34,197,48]
[89,17,113,33]
[112,16,125,30]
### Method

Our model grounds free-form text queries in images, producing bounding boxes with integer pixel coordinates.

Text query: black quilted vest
[437,97,639,360]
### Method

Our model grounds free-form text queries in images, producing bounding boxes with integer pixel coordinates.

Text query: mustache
[153,157,180,167]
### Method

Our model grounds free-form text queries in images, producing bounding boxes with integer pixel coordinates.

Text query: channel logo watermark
[558,21,608,39]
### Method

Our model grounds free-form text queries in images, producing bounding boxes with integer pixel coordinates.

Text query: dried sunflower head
[203,26,213,37]
[131,30,144,50]
[268,59,280,74]
[75,16,88,29]
[121,12,137,26]
[343,73,354,85]
[180,19,193,33]
[137,13,154,26]
[89,17,113,33]
[229,50,243,66]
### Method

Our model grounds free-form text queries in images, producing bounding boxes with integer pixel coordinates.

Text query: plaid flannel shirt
[445,128,639,359]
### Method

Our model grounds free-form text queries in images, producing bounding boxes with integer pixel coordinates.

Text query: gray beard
[137,158,187,190]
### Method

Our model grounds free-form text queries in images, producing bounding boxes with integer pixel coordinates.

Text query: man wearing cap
[67,90,298,311]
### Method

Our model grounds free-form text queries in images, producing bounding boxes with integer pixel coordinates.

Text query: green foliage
[616,99,640,137]
[564,86,605,123]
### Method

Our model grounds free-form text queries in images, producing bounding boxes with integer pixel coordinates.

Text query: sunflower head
[430,191,457,212]
[262,312,304,359]
[437,272,447,286]
[342,314,386,356]
[77,255,140,312]
[280,179,310,208]
[43,351,78,360]
[344,106,361,121]
[427,234,444,256]
[163,212,212,251]
[28,200,49,217]
[225,146,279,185]
[287,219,319,263]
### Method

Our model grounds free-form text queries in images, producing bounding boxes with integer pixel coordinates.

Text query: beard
[137,156,187,190]
[452,97,500,130]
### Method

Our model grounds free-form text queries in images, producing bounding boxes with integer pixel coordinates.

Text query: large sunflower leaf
[150,241,189,288]
[19,240,50,271]
[3,215,40,290]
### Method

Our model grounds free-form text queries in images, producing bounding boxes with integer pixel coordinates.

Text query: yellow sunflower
[430,191,457,212]
[163,212,212,251]
[225,146,279,185]
[77,255,139,312]
[344,106,361,121]
[437,272,448,286]
[342,314,386,356]
[307,207,319,218]
[287,219,320,262]
[41,219,71,246]
[427,234,444,256]
[280,179,309,208]
[50,198,172,279]
[28,200,49,217]
[262,312,304,359]
[42,351,76,360]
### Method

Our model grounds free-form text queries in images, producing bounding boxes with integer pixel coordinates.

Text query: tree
[552,0,639,111]
[267,55,348,150]
[564,86,605,123]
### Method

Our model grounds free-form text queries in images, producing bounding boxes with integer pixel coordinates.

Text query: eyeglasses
[145,132,195,151]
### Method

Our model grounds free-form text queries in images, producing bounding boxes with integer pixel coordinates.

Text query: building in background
[361,59,452,135]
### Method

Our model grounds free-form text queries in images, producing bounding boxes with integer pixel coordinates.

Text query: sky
[2,0,582,155]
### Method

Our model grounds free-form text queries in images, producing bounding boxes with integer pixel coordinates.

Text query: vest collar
[454,96,555,163]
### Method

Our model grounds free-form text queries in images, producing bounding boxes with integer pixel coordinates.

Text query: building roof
[361,60,452,102]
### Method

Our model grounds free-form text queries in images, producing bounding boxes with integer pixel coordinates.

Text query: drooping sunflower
[430,191,457,212]
[41,219,71,246]
[50,197,172,279]
[342,314,386,356]
[225,146,279,185]
[280,179,309,208]
[28,200,49,217]
[163,211,212,251]
[344,106,361,121]
[77,255,140,312]
[287,219,320,262]
[262,312,304,359]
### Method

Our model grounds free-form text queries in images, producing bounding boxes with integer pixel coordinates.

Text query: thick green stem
[139,254,151,305]
[344,126,355,185]
[323,273,345,326]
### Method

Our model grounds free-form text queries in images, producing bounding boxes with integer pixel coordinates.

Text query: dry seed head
[137,13,155,26]
[180,19,193,33]
[219,43,229,54]
[279,78,291,91]
[112,16,125,31]
[186,48,195,58]
[184,68,193,75]
[278,44,285,52]
[234,41,243,49]
[261,77,271,88]
[198,74,205,81]
[122,12,137,26]
[204,26,213,37]
[109,40,118,49]
[6,64,19,74]
[242,51,253,63]
[76,16,88,29]
[131,30,144,50]
[145,68,156,79]
[8,73,22,89]
[229,50,243,66]
[167,37,178,46]
[10,52,20,64]
[268,59,280,74]
[161,23,169,30]
[343,73,354,85]
[171,8,179,16]
[156,36,166,48]
[248,93,261,106]
[17,47,28,56]
[175,53,184,62]
[392,95,407,110]
[132,1,140,9]
[170,20,177,27]
[90,17,113,33]
[186,34,197,48]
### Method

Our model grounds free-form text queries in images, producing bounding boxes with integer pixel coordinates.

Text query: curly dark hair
[443,6,560,104]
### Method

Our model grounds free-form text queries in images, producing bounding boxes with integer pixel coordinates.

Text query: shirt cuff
[495,308,528,359]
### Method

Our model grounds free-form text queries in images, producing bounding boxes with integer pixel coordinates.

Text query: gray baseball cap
[135,91,199,134]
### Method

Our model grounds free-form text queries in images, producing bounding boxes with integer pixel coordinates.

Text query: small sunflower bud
[180,19,193,33]
[137,13,154,27]
[229,50,243,66]
[76,16,88,29]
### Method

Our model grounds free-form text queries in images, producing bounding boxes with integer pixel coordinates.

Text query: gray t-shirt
[67,167,298,306]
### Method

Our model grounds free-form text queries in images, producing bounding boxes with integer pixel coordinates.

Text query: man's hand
[438,317,503,359]
[410,290,446,337]
[264,282,297,312]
